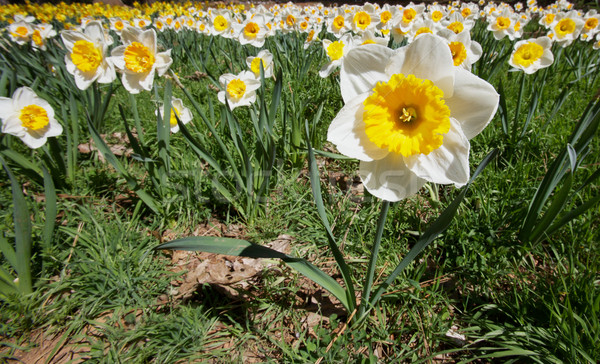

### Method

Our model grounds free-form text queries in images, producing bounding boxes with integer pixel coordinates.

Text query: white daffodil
[0,87,63,149]
[437,28,482,71]
[350,5,380,34]
[210,11,233,38]
[327,34,499,201]
[110,18,127,35]
[235,14,269,48]
[509,36,554,74]
[327,10,350,38]
[31,23,57,51]
[246,49,274,79]
[320,33,354,78]
[110,27,172,94]
[156,97,193,133]
[8,21,33,45]
[550,11,584,47]
[217,71,261,110]
[487,8,520,40]
[61,21,116,91]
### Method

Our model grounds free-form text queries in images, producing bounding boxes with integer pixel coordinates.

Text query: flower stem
[511,71,526,145]
[357,200,390,322]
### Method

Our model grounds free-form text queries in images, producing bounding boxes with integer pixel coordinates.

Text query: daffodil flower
[551,11,585,47]
[509,36,554,74]
[8,21,33,45]
[217,71,261,110]
[246,49,274,79]
[327,34,499,201]
[156,97,193,133]
[320,33,354,78]
[437,29,483,71]
[110,27,172,94]
[61,21,116,90]
[0,87,63,149]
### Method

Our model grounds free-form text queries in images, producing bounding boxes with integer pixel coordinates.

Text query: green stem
[357,200,390,321]
[511,71,526,144]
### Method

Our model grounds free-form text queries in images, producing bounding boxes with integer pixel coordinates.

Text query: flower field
[1,0,600,361]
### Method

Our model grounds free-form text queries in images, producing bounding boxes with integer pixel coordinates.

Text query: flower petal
[0,98,15,120]
[404,118,470,186]
[327,92,390,161]
[445,68,499,139]
[1,116,25,136]
[340,44,394,103]
[359,154,426,201]
[388,34,455,98]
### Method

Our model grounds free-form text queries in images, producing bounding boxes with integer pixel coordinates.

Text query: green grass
[1,15,600,363]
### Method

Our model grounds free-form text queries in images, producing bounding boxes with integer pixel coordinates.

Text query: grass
[1,11,600,363]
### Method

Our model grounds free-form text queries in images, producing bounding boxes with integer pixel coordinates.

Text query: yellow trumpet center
[333,15,345,30]
[32,30,43,46]
[227,79,246,99]
[555,18,576,36]
[20,104,49,131]
[415,27,432,37]
[169,108,180,127]
[447,21,464,34]
[403,8,416,23]
[432,10,443,22]
[513,41,544,67]
[496,16,511,30]
[250,57,266,76]
[244,22,259,38]
[354,11,371,30]
[363,74,451,157]
[585,17,598,30]
[124,41,155,74]
[214,15,228,31]
[326,41,344,61]
[71,40,102,73]
[15,26,29,37]
[380,11,392,24]
[449,41,468,66]
[286,14,296,27]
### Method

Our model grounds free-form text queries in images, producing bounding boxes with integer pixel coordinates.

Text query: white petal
[405,118,470,186]
[359,154,426,201]
[45,119,63,138]
[74,70,97,90]
[120,26,142,45]
[2,116,26,136]
[96,62,117,84]
[60,31,87,49]
[155,51,173,76]
[84,22,105,43]
[139,28,157,52]
[319,61,339,78]
[327,92,390,161]
[389,34,455,98]
[217,91,226,105]
[20,132,48,149]
[0,98,15,119]
[445,68,499,139]
[340,44,395,103]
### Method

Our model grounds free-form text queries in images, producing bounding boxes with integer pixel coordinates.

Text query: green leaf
[368,149,498,310]
[42,166,57,253]
[0,234,17,271]
[87,119,160,214]
[155,237,350,311]
[0,155,32,295]
[305,121,356,312]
